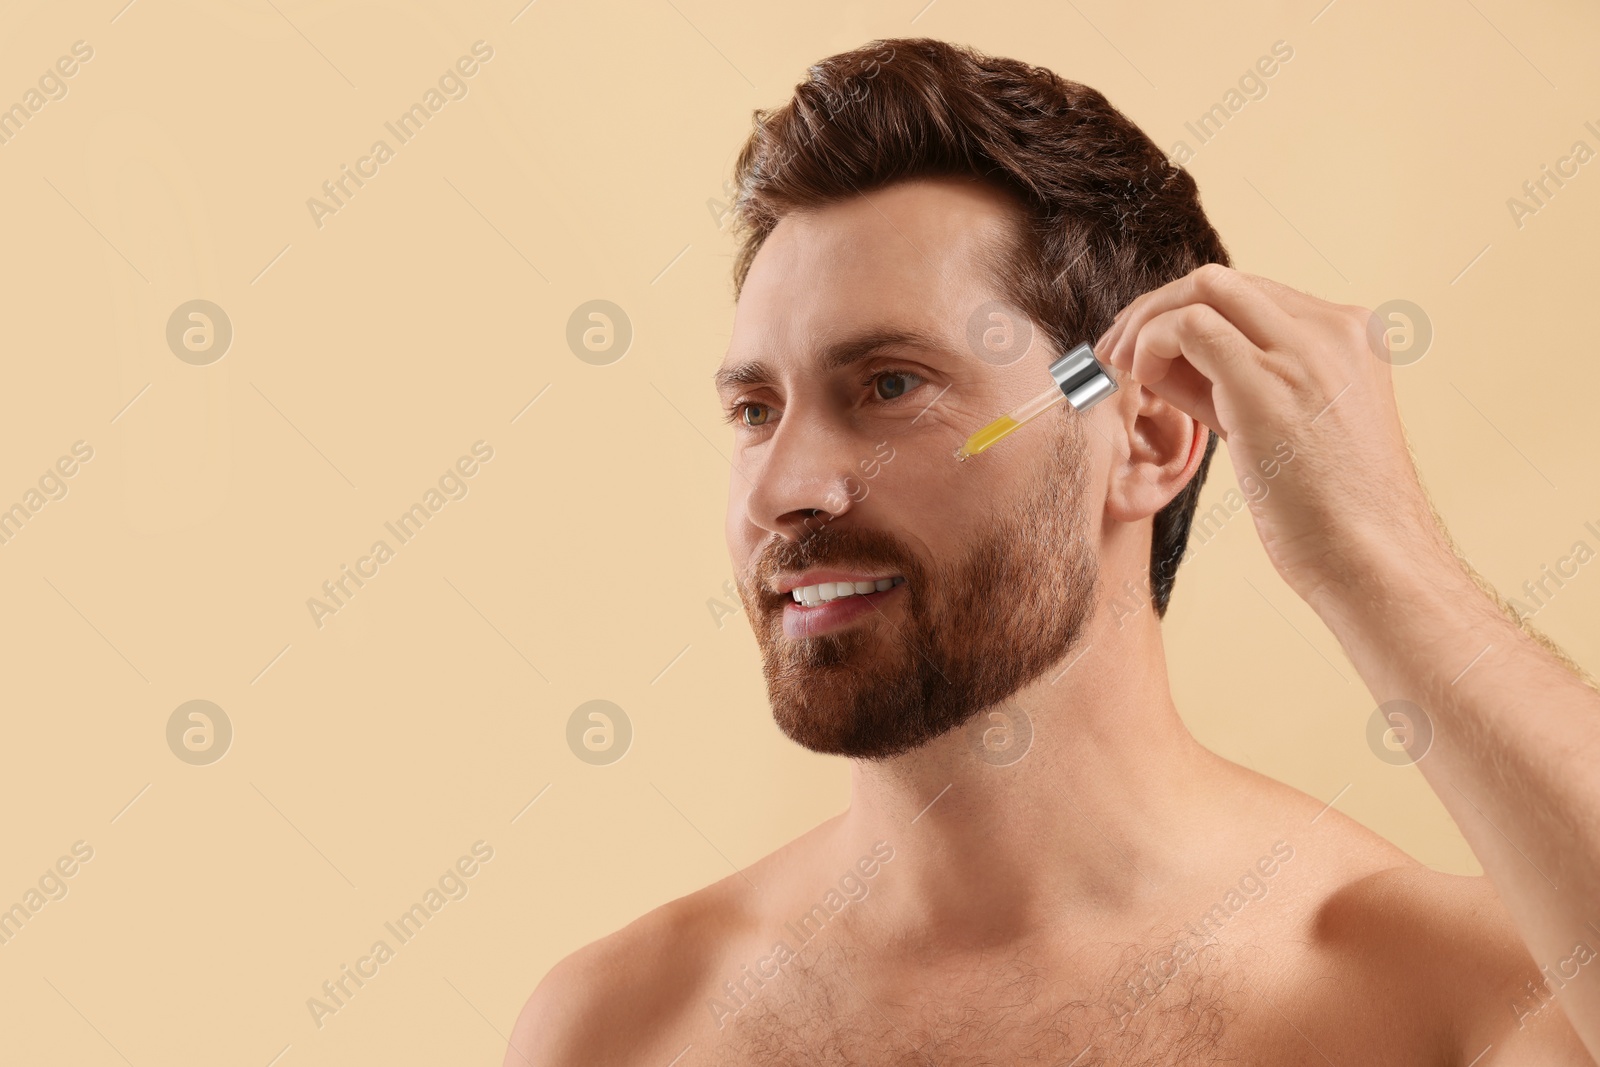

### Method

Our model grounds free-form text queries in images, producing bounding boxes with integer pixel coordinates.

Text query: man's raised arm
[1096,263,1600,1060]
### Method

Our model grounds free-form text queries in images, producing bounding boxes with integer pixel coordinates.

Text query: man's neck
[834,606,1222,946]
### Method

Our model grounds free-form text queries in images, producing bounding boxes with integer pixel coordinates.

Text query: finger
[1230,269,1341,320]
[1093,304,1133,362]
[1092,267,1240,366]
[1102,264,1289,367]
[1126,357,1223,440]
[1123,302,1262,410]
[1101,264,1297,370]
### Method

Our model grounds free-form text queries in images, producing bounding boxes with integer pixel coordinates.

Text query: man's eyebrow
[712,327,957,393]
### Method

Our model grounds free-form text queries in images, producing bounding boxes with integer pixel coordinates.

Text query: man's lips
[778,578,906,639]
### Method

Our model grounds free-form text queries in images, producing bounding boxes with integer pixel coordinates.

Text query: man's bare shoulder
[1213,762,1591,1062]
[1305,836,1593,1064]
[501,819,835,1067]
[499,895,712,1066]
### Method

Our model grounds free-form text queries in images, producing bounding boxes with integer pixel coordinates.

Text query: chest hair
[699,936,1257,1067]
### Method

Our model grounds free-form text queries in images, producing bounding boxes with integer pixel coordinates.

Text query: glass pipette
[954,340,1118,461]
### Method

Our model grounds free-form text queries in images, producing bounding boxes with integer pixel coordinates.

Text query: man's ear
[1103,384,1208,523]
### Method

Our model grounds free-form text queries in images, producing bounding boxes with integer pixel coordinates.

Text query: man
[506,37,1600,1065]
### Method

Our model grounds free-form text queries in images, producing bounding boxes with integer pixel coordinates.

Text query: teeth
[790,576,904,607]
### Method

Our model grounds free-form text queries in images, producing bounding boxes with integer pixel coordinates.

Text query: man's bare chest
[671,929,1435,1067]
[692,946,1270,1066]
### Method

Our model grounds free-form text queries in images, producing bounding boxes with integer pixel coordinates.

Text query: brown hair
[726,37,1227,617]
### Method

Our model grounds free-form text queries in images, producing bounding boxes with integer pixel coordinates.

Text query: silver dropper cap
[1049,341,1118,412]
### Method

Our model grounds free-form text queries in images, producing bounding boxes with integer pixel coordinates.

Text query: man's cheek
[909,394,992,443]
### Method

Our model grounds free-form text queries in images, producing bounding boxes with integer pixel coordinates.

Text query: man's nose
[744,419,866,541]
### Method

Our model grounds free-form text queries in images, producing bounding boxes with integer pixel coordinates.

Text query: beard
[737,418,1099,760]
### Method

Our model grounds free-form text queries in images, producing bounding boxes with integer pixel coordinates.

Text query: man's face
[716,176,1102,760]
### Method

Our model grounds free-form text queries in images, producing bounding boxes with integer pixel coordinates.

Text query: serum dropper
[954,341,1118,460]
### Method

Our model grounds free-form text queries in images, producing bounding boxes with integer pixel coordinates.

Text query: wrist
[1303,518,1478,638]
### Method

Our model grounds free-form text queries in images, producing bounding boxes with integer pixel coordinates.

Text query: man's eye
[873,370,925,401]
[724,402,771,427]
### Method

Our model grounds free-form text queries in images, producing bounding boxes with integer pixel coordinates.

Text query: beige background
[0,0,1596,1061]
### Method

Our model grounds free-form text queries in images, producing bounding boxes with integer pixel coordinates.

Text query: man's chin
[755,610,950,757]
[772,710,932,760]
[766,678,981,761]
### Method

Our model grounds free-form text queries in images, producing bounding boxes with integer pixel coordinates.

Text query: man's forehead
[754,178,1018,290]
[719,178,1022,386]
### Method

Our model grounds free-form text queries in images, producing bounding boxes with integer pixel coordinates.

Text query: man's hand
[1092,262,1449,608]
[1094,262,1600,1064]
